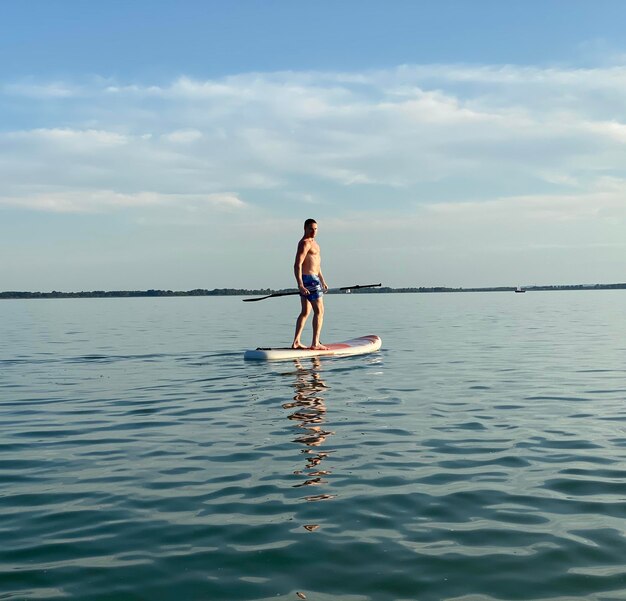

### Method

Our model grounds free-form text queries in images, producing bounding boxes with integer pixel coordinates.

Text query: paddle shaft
[242,283,382,302]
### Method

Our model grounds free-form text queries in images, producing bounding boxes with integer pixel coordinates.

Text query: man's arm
[294,239,310,294]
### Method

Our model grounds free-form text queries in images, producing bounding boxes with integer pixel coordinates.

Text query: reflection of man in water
[285,359,335,497]
[292,219,329,351]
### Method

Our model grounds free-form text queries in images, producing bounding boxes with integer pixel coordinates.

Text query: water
[1,292,626,600]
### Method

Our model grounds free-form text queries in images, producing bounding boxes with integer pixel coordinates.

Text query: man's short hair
[304,218,317,229]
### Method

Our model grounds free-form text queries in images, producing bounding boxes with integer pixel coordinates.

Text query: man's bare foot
[292,342,307,349]
[309,343,329,350]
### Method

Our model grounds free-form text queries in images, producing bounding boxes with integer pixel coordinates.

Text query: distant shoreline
[2,283,625,299]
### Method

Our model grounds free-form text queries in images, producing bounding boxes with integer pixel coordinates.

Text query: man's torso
[302,239,321,275]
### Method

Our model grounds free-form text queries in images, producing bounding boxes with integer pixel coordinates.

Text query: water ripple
[2,294,626,599]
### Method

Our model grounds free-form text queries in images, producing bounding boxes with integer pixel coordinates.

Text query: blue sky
[2,1,626,290]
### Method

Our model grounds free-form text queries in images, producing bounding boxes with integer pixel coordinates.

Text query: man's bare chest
[307,243,321,257]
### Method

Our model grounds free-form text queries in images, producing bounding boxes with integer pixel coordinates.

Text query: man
[292,218,329,350]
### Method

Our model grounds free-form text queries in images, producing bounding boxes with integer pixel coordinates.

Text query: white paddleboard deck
[244,334,382,361]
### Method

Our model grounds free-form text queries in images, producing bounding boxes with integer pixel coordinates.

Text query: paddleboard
[244,334,382,361]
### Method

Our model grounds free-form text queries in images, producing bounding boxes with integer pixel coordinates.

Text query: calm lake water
[1,291,626,600]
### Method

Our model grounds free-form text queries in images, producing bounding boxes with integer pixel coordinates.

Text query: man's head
[304,218,318,237]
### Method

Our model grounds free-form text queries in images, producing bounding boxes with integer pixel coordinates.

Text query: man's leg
[310,297,328,350]
[292,296,311,349]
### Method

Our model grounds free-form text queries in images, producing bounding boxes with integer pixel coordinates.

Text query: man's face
[306,223,318,238]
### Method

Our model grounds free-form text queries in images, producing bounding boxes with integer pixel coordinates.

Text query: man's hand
[299,284,310,295]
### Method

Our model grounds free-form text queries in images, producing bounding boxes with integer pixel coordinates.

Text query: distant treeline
[1,283,626,299]
[370,283,626,293]
[0,289,273,299]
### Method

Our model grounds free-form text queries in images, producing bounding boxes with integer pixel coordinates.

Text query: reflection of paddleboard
[244,334,382,361]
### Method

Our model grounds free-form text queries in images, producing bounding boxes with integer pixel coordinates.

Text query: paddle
[242,283,382,302]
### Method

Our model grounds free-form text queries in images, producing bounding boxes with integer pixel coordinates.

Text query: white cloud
[424,187,626,225]
[0,190,246,213]
[3,81,79,98]
[161,129,204,143]
[2,63,626,224]
[581,119,626,142]
[6,128,129,148]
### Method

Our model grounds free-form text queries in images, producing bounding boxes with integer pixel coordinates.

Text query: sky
[1,0,626,291]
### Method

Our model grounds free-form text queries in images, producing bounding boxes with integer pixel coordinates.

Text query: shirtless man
[292,219,329,350]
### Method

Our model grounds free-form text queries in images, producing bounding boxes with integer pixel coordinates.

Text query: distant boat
[515,286,526,293]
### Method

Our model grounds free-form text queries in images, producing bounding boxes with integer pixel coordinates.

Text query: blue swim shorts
[302,274,323,302]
